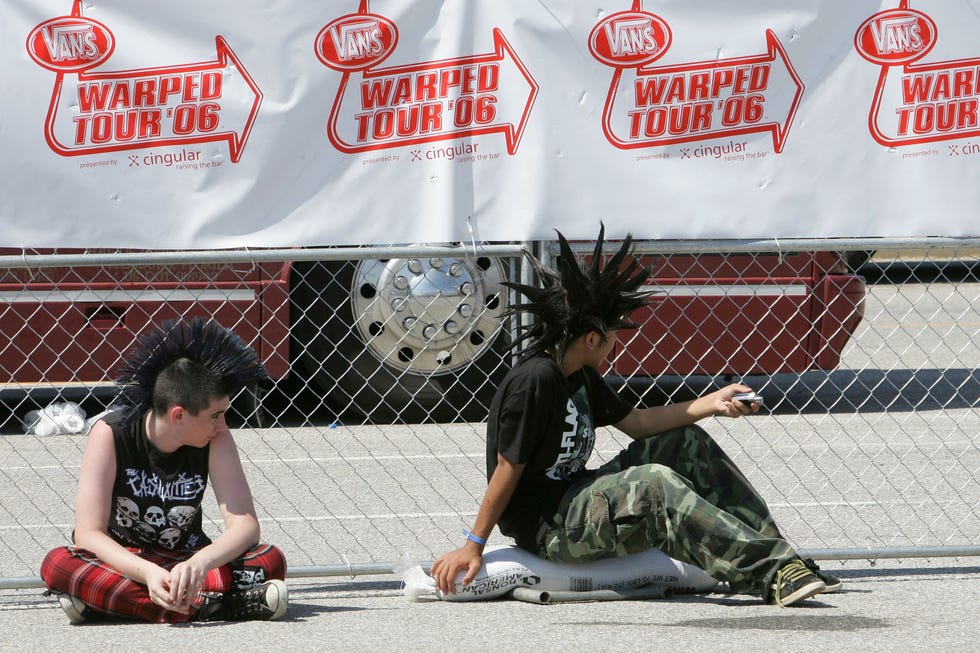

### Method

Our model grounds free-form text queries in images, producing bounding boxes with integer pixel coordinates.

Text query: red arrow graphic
[43,35,262,162]
[869,56,980,147]
[327,28,538,155]
[859,1,978,147]
[601,29,804,153]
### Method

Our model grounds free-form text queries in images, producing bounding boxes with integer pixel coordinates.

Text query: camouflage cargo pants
[539,425,797,595]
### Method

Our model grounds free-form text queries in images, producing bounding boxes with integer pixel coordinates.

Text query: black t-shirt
[102,410,212,551]
[487,355,633,550]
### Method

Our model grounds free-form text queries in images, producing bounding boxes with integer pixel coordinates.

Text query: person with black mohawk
[41,318,289,623]
[431,225,840,607]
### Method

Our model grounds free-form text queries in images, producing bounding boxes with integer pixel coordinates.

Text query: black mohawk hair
[115,317,268,417]
[501,223,653,362]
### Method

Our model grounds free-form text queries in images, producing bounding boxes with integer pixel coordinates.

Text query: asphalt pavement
[1,556,978,652]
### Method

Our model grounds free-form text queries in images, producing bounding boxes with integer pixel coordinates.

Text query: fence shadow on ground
[3,365,974,435]
[622,368,978,415]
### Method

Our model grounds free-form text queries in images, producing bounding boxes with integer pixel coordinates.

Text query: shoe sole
[265,579,289,620]
[58,594,88,624]
[803,560,843,593]
[777,579,826,606]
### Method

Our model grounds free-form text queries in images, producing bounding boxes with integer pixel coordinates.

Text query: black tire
[289,258,511,423]
[846,250,876,272]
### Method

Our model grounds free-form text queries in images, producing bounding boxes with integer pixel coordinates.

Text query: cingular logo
[26,16,115,73]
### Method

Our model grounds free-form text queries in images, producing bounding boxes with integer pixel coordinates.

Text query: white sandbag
[403,544,718,602]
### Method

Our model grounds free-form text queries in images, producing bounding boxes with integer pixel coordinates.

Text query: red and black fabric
[40,543,286,623]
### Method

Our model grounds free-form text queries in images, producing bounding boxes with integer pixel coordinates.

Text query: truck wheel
[289,255,511,423]
[846,250,876,271]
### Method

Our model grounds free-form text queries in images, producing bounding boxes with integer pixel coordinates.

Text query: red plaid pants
[40,543,286,623]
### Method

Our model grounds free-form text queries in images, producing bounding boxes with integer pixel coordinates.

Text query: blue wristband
[463,530,487,545]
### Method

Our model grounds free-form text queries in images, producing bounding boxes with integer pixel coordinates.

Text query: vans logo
[27,16,115,72]
[315,14,398,72]
[588,10,671,68]
[855,9,936,65]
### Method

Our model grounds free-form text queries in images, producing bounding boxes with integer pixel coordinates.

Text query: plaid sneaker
[196,579,289,622]
[803,558,843,593]
[771,559,826,606]
[56,593,89,624]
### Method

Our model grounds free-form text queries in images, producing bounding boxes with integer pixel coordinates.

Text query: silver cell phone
[732,392,764,406]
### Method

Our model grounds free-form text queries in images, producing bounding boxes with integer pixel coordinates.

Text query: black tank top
[104,410,212,550]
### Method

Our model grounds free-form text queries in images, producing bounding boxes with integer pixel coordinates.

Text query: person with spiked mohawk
[431,225,840,607]
[41,318,289,623]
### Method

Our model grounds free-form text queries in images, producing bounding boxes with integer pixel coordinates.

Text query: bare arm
[430,453,525,595]
[73,420,183,611]
[614,383,759,439]
[167,429,260,611]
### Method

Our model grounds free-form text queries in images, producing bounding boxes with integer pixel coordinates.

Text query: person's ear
[168,405,185,423]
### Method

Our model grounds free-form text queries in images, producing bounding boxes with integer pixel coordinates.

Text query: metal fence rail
[0,238,977,589]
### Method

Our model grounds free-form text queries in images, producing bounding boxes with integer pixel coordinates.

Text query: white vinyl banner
[2,0,978,247]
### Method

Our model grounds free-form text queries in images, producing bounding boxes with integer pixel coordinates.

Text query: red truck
[0,245,864,422]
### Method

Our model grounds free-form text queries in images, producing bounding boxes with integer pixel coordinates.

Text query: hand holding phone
[731,391,764,406]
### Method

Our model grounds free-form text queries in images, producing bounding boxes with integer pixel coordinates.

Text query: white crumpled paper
[22,402,89,435]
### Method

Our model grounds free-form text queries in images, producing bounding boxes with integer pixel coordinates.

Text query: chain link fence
[0,239,977,586]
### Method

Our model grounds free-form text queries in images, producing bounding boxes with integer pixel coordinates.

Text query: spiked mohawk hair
[502,224,653,362]
[115,317,268,418]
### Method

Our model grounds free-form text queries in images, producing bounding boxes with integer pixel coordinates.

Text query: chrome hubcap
[350,254,506,374]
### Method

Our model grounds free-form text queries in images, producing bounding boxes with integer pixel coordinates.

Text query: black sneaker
[195,579,288,622]
[770,559,826,606]
[803,558,843,593]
